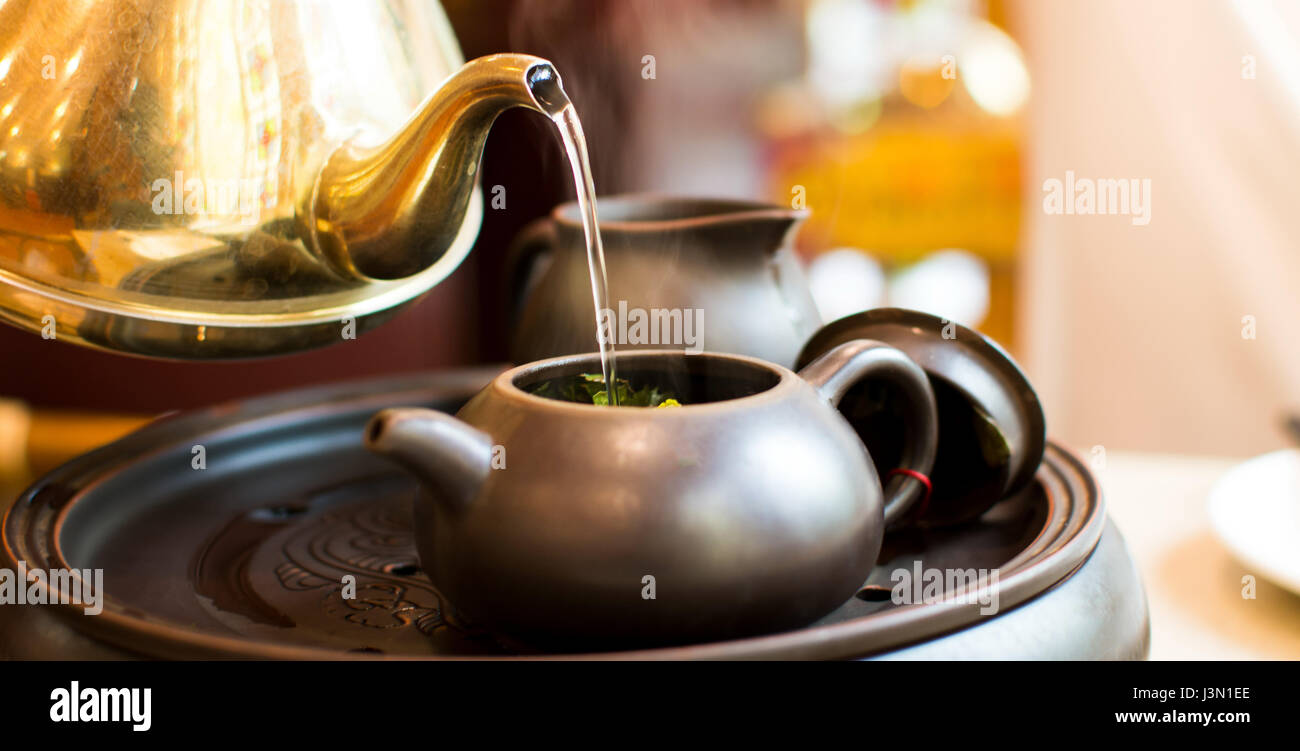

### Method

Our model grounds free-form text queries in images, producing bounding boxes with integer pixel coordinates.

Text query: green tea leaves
[529,373,682,408]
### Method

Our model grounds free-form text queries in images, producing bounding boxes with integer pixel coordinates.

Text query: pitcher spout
[303,54,566,280]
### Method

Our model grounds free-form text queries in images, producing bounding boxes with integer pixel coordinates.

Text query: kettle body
[0,0,558,357]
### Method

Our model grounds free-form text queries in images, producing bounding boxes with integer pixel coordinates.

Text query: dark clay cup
[798,308,1046,527]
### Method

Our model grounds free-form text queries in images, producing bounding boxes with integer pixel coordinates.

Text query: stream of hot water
[528,65,620,404]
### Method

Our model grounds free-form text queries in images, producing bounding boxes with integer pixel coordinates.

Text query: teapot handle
[798,339,938,527]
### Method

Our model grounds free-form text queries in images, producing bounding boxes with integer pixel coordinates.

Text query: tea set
[0,1,1048,653]
[369,195,1046,648]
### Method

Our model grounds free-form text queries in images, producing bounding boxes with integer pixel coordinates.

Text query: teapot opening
[513,352,782,407]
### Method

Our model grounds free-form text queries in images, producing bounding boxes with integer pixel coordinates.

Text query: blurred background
[1,0,1297,462]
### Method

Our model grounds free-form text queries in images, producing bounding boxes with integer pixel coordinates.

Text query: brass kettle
[0,0,566,357]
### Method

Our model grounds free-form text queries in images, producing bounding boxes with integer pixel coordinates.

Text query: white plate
[1207,449,1300,595]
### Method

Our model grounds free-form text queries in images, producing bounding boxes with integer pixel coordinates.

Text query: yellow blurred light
[828,96,883,134]
[899,59,957,109]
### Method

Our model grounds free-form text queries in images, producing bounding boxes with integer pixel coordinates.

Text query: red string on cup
[887,468,933,520]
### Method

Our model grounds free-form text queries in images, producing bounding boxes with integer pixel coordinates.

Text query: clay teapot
[366,343,937,647]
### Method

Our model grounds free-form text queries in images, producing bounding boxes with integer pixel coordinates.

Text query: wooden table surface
[1100,451,1300,660]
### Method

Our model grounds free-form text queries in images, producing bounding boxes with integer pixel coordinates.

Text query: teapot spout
[304,54,566,280]
[365,408,493,512]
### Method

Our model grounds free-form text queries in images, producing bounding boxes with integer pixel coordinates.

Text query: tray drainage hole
[854,585,893,602]
[386,562,421,576]
[349,647,385,654]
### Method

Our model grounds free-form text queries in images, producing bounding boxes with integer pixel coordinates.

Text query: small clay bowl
[797,308,1046,527]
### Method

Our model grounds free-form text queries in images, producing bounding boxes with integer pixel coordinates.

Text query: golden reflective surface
[0,0,552,357]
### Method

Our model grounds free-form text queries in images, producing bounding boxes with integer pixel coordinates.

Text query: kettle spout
[365,408,493,511]
[304,54,568,280]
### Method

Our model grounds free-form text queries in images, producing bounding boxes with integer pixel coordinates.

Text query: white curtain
[1011,0,1300,456]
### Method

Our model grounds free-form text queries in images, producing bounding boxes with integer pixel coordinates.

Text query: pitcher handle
[504,216,558,330]
[798,339,938,527]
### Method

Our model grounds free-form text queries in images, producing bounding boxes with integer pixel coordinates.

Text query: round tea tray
[0,370,1147,659]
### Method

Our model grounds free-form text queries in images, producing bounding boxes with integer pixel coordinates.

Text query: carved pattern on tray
[273,500,458,636]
